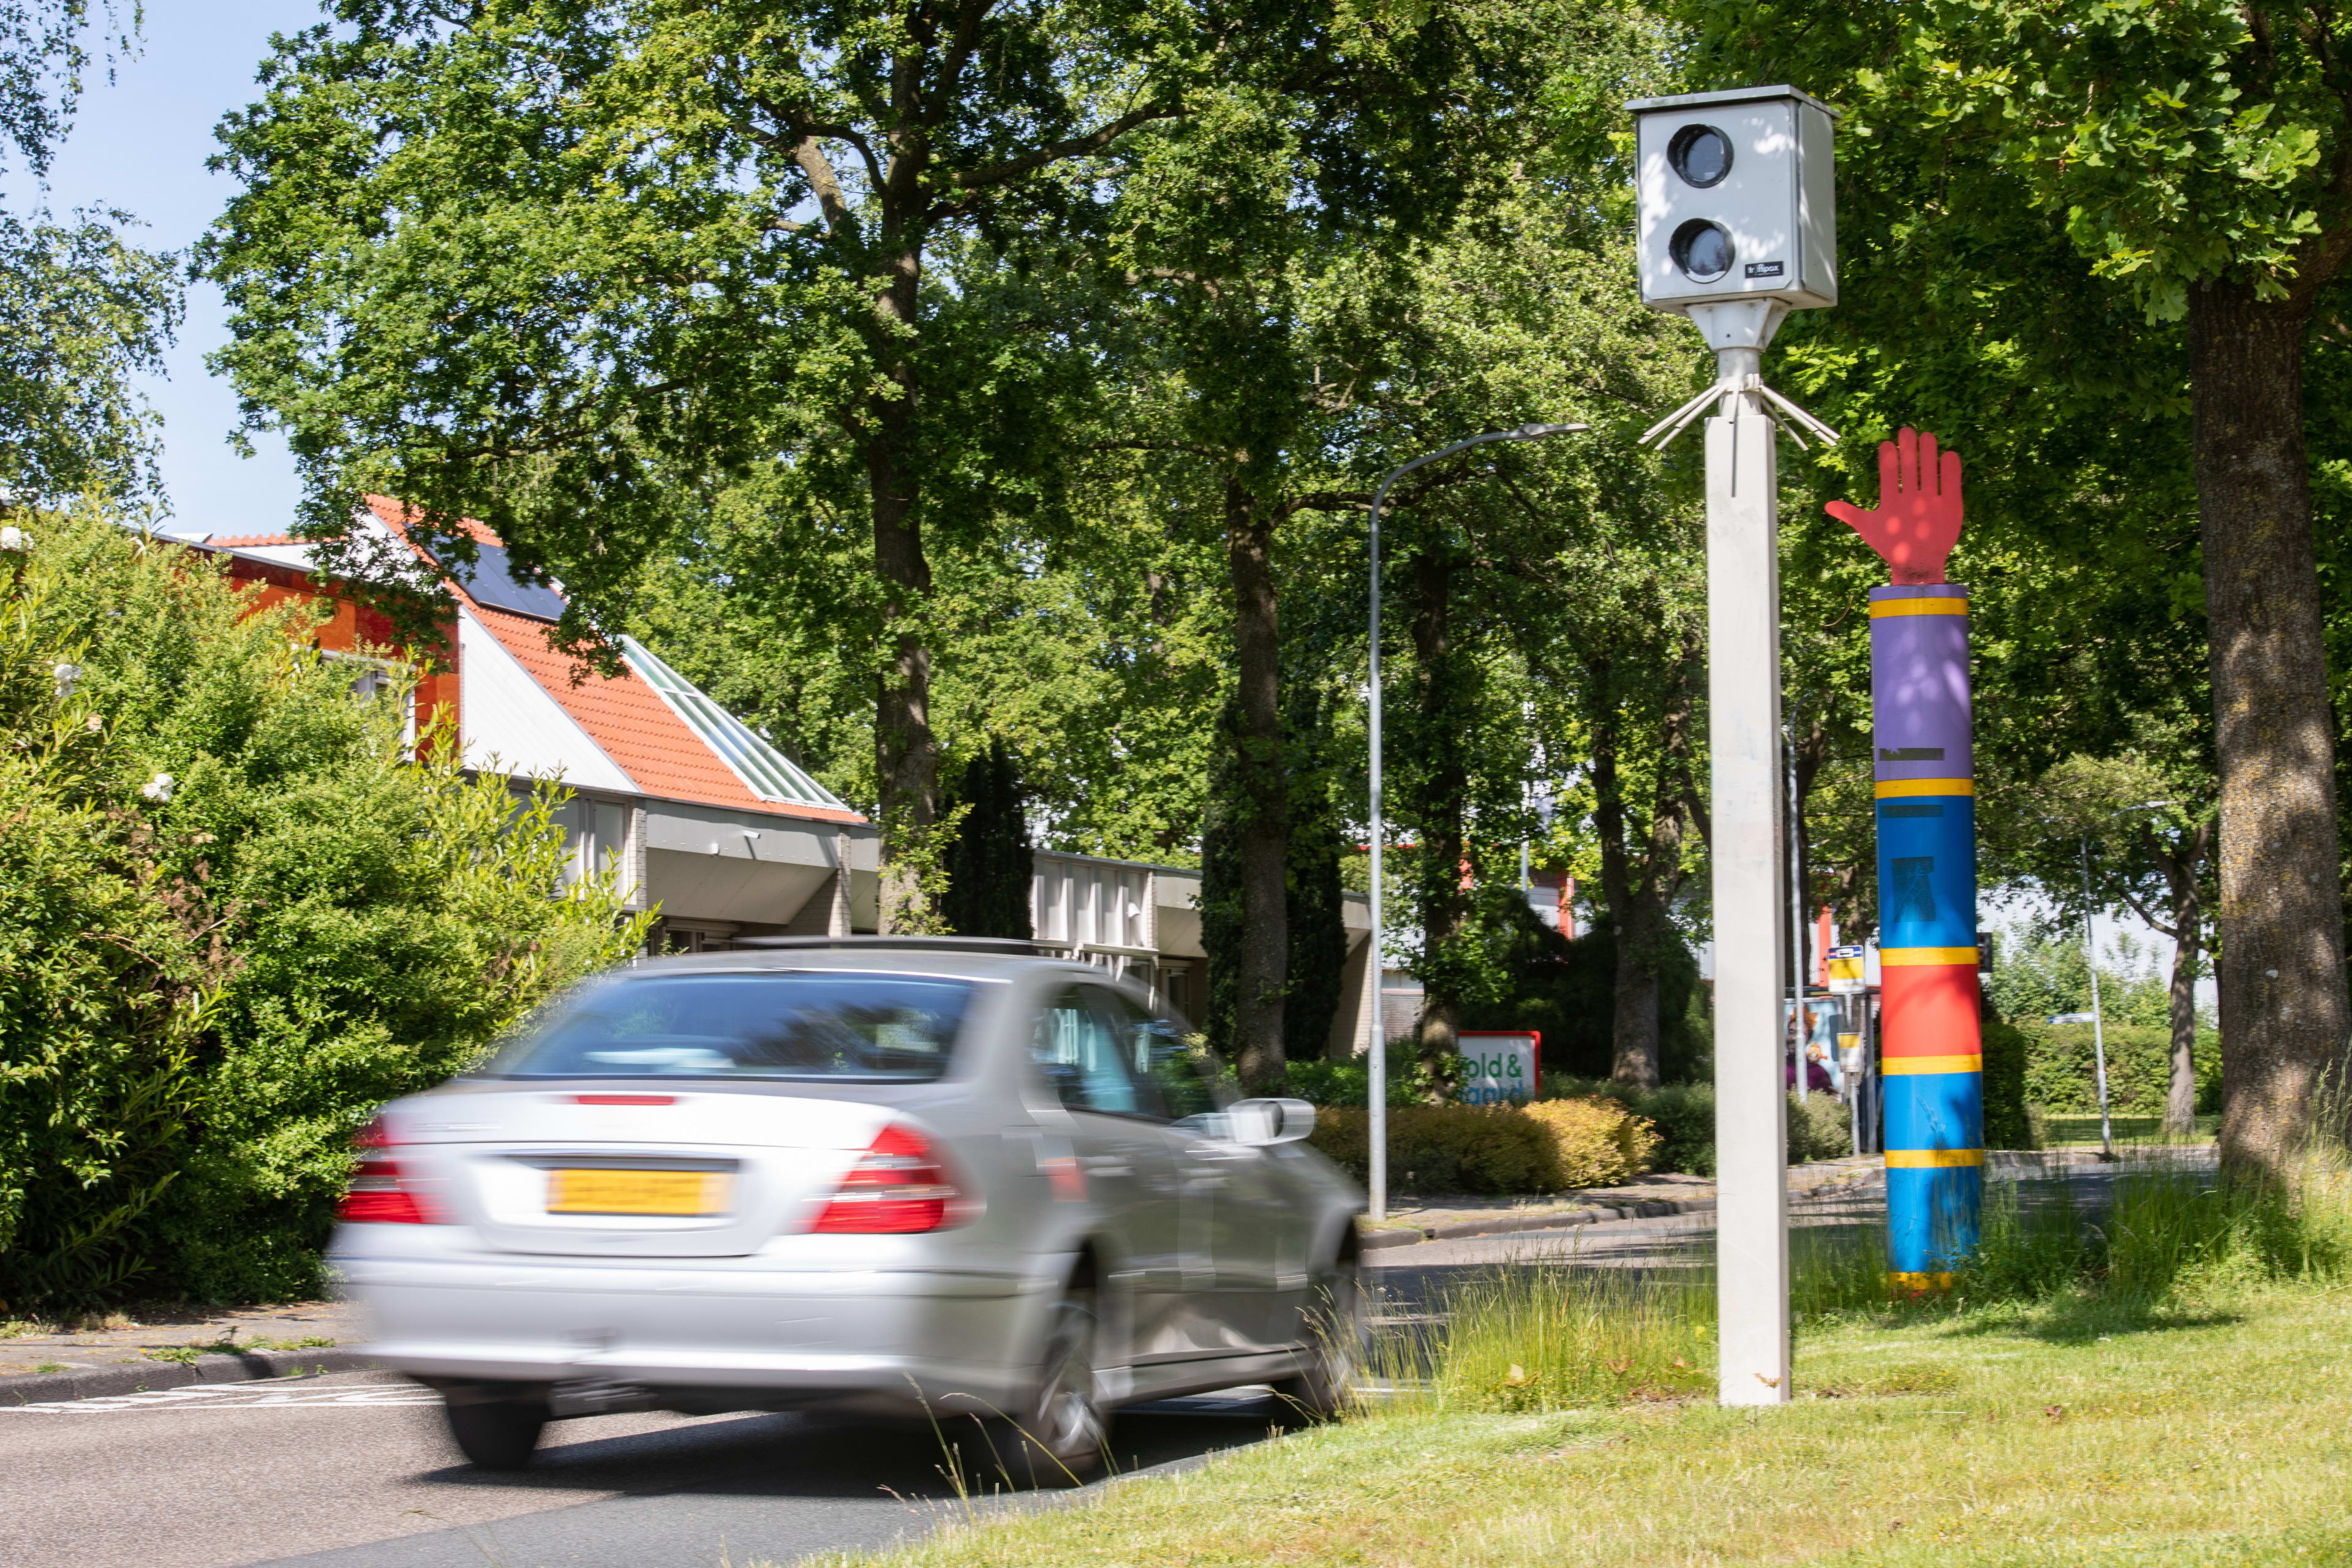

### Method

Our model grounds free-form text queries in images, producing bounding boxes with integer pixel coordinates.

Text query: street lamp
[1364,421,1588,1222]
[2079,801,2174,1161]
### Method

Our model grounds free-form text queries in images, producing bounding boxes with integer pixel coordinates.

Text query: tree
[940,737,1033,940]
[0,0,179,505]
[203,0,1449,932]
[1695,0,2352,1169]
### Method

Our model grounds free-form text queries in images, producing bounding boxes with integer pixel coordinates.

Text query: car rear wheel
[1273,1253,1363,1425]
[1003,1284,1106,1487]
[443,1389,551,1470]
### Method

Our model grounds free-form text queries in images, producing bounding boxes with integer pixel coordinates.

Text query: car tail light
[337,1116,447,1224]
[811,1123,966,1234]
[572,1094,676,1106]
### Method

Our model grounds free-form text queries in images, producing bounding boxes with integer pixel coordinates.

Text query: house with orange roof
[181,507,1382,1046]
[194,510,878,952]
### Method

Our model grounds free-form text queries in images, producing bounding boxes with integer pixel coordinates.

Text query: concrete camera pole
[1631,82,1840,1407]
[1691,299,1795,1406]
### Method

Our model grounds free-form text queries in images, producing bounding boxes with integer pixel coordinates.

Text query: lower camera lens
[1670,219,1735,283]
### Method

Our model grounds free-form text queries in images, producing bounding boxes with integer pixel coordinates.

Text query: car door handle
[1081,1157,1132,1177]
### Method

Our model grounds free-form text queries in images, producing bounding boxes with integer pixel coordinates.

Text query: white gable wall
[456,607,638,792]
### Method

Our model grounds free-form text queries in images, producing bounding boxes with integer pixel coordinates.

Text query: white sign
[1458,1031,1540,1105]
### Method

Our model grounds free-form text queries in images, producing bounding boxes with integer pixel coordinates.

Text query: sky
[39,0,325,540]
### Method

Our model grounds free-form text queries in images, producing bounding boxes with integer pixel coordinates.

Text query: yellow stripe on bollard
[1874,777,1974,797]
[1884,1148,1984,1168]
[1882,1054,1983,1075]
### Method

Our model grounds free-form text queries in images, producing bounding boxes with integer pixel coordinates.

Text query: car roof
[619,938,1109,984]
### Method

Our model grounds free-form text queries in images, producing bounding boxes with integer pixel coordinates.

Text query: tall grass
[1368,1261,1716,1412]
[1792,1150,2352,1323]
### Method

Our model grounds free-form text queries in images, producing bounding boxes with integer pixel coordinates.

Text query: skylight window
[618,637,850,810]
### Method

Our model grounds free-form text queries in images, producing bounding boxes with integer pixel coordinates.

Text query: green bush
[1980,1020,2035,1149]
[2013,1019,2220,1116]
[1284,1039,1469,1108]
[1789,1090,1855,1163]
[1308,1097,1656,1195]
[0,510,648,1308]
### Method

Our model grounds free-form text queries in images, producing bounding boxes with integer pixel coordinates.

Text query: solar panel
[448,543,570,621]
[619,636,852,811]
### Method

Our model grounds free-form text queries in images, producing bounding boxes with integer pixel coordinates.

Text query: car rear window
[488,971,976,1081]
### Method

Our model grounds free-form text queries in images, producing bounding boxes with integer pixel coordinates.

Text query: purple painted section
[1870,584,1973,782]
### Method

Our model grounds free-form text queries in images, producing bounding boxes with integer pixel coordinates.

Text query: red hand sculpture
[1825,426,1963,585]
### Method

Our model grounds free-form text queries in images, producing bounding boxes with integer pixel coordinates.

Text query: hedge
[2011,1020,2221,1116]
[1307,1097,1659,1195]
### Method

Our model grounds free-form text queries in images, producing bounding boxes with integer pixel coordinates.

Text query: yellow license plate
[546,1169,730,1216]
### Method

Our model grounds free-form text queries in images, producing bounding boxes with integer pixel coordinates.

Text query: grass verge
[805,1156,2352,1567]
[810,1283,2352,1567]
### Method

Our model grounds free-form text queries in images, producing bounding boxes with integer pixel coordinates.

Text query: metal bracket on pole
[1641,374,1841,452]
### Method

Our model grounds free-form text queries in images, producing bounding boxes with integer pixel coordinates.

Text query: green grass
[2034,1111,2220,1147]
[808,1286,2352,1567]
[802,1155,2352,1568]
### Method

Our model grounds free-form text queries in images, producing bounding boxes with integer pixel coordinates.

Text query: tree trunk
[1588,673,1656,1089]
[1224,478,1287,1093]
[2187,281,2352,1174]
[1409,546,1466,1060]
[1611,892,1666,1091]
[2166,906,2202,1138]
[869,235,940,934]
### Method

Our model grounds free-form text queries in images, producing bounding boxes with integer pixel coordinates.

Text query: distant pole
[1789,715,1806,1101]
[2079,835,2116,1161]
[1363,422,1586,1222]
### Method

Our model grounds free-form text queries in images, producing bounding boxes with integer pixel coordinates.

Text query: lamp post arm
[1363,421,1587,1222]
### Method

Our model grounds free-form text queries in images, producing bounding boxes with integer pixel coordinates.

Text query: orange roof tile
[362,496,864,826]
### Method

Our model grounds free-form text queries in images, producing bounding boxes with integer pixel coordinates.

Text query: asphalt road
[0,1372,1286,1568]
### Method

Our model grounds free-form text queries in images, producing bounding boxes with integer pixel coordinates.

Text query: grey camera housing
[1629,85,1839,312]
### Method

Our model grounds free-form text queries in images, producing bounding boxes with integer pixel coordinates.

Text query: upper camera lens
[1670,219,1735,282]
[1668,124,1734,188]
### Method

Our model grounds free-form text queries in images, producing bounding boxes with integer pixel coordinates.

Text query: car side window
[1096,989,1225,1123]
[1030,986,1148,1117]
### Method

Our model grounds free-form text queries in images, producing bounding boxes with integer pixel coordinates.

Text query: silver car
[331,937,1366,1478]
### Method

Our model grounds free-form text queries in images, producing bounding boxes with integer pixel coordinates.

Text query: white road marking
[2,1379,437,1413]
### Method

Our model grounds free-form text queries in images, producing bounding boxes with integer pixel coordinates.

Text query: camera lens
[1670,219,1735,282]
[1668,124,1733,188]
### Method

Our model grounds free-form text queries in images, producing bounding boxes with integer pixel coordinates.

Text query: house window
[554,797,631,895]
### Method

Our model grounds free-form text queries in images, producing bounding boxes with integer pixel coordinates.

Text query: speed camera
[1629,86,1838,312]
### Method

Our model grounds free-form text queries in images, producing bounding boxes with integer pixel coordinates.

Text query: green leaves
[0,505,647,1307]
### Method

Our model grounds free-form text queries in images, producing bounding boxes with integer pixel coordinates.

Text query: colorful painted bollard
[1828,429,1984,1286]
[1456,1031,1541,1105]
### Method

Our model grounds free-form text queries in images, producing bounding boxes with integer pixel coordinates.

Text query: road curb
[1360,1195,1719,1251]
[1359,1171,1880,1254]
[0,1347,386,1405]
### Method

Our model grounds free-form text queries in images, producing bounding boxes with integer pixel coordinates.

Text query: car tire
[443,1390,551,1470]
[1001,1283,1107,1487]
[1273,1253,1363,1425]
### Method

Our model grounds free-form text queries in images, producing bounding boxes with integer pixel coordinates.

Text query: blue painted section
[1887,1166,1984,1276]
[1882,1071,1985,1152]
[1873,796,1978,951]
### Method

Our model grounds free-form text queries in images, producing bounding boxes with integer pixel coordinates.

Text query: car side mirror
[1226,1097,1316,1146]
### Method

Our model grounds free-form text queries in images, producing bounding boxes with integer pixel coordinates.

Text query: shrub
[2012,1019,2221,1115]
[1788,1090,1854,1163]
[1283,1038,1469,1108]
[1980,1020,2035,1149]
[0,510,649,1308]
[1307,1096,1655,1195]
[1523,1096,1660,1188]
